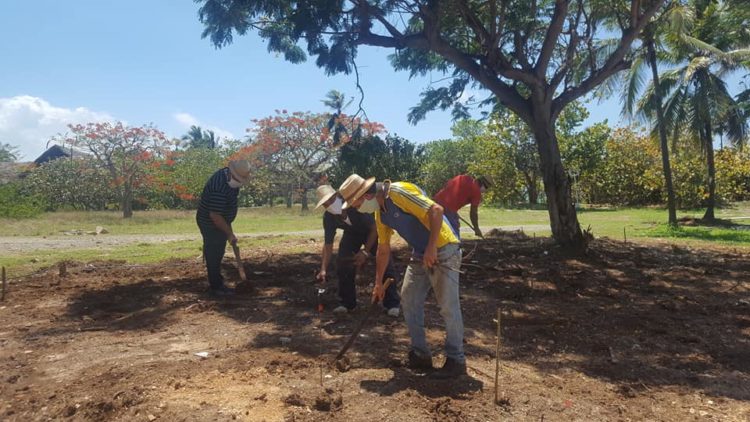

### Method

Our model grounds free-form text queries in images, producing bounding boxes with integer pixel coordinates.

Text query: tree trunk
[122,182,133,219]
[647,40,677,227]
[702,123,716,221]
[268,194,274,207]
[301,187,309,211]
[524,173,538,205]
[530,104,585,250]
[286,188,293,208]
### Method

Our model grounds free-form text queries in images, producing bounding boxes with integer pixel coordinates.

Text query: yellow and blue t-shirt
[375,182,459,254]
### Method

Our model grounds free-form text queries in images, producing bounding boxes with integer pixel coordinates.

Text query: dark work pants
[336,231,400,310]
[198,223,228,289]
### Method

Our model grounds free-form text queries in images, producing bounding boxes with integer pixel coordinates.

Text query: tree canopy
[196,0,670,248]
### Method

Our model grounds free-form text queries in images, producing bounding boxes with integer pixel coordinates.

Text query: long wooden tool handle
[334,278,394,361]
[232,243,247,282]
[458,214,484,239]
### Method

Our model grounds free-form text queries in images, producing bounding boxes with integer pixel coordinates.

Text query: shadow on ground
[38,230,750,402]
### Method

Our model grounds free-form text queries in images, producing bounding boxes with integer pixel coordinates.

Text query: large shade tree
[196,0,668,249]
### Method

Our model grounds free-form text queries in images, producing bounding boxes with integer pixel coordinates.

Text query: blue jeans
[401,243,464,363]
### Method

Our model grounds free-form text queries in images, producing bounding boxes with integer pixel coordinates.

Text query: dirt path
[0,225,550,253]
[1,232,749,421]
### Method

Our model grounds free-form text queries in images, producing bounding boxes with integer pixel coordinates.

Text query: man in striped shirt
[341,175,466,379]
[196,160,251,296]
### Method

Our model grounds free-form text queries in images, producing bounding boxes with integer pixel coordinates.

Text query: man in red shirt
[433,174,492,238]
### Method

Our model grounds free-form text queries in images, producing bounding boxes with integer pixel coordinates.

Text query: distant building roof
[34,144,71,165]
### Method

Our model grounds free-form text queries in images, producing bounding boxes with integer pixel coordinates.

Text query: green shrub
[0,182,47,218]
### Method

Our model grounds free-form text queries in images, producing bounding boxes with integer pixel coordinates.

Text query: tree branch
[535,0,569,78]
[553,0,667,112]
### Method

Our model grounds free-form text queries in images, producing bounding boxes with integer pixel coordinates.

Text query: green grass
[463,202,750,245]
[0,207,323,236]
[2,202,749,277]
[0,235,295,278]
[644,224,750,244]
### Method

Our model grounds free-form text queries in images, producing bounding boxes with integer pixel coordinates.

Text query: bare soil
[1,231,749,421]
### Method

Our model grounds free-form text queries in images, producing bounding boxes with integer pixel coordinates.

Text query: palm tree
[322,90,353,146]
[181,125,217,149]
[640,0,750,221]
[617,5,692,227]
[322,90,352,115]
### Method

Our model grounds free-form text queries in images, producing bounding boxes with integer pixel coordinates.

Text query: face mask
[228,179,243,189]
[326,197,343,215]
[358,197,379,213]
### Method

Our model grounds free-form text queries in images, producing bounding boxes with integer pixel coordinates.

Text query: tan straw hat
[315,184,337,209]
[228,160,251,184]
[339,174,375,209]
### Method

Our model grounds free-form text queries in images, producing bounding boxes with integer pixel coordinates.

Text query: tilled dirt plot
[1,231,749,421]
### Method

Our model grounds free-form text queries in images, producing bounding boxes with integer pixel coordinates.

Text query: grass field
[1,203,748,277]
[0,207,322,237]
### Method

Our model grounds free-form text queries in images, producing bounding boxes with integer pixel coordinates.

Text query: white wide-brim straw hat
[228,160,251,184]
[315,184,337,209]
[339,174,376,209]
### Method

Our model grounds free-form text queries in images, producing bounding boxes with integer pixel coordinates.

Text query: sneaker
[406,350,433,372]
[209,286,235,297]
[430,357,466,379]
[386,307,400,318]
[332,305,349,314]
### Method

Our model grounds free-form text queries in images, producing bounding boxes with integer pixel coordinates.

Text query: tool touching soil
[231,243,247,282]
[334,277,394,371]
[458,214,484,239]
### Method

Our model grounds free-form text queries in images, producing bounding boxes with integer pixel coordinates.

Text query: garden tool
[408,257,465,274]
[231,243,247,282]
[334,277,394,370]
[458,214,484,239]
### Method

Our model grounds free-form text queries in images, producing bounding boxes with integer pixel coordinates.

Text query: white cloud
[174,112,200,127]
[0,95,116,161]
[172,112,235,142]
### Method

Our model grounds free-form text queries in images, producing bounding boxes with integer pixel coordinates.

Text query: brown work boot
[406,350,433,372]
[430,357,466,379]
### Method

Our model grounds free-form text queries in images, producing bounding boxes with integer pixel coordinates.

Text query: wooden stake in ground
[1,266,6,301]
[494,308,502,405]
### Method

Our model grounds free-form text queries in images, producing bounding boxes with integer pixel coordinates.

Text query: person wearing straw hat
[315,184,400,316]
[433,174,493,238]
[196,160,251,296]
[340,174,466,379]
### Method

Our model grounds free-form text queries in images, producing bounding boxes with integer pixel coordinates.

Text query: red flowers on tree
[61,122,170,218]
[232,110,384,210]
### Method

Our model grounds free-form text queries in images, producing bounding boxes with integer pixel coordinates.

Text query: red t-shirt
[433,175,482,213]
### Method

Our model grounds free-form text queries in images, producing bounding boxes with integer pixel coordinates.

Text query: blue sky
[0,1,744,161]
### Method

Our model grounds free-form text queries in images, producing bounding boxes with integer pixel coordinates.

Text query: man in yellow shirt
[339,174,465,379]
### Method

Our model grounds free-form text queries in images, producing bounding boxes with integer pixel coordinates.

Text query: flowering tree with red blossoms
[232,110,384,210]
[62,122,171,218]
